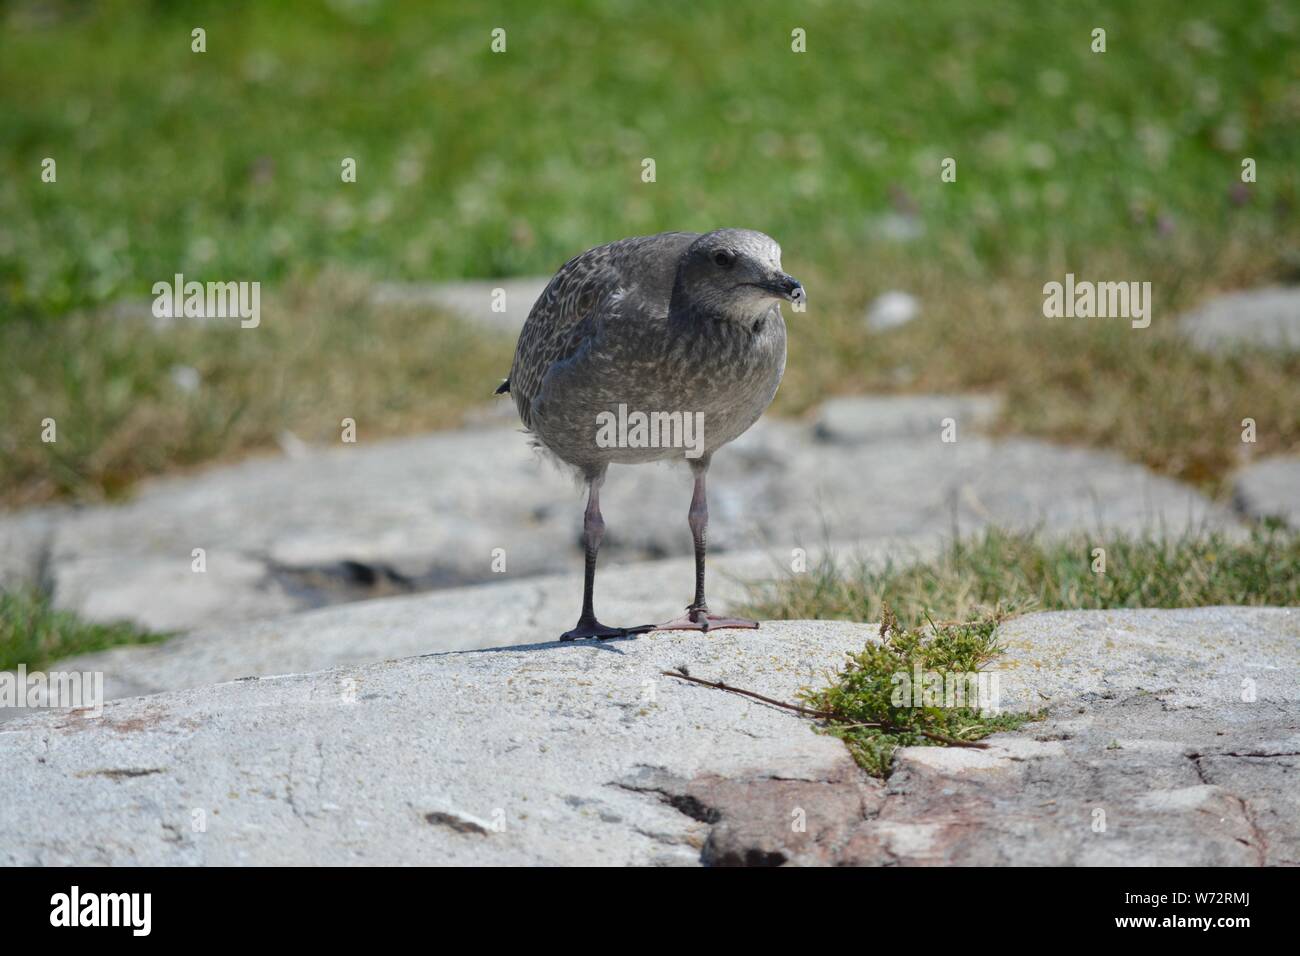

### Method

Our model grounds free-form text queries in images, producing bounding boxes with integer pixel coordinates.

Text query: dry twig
[660,669,989,749]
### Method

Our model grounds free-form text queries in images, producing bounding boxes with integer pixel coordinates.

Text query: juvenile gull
[497,229,804,640]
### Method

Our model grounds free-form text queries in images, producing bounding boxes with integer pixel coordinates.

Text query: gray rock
[864,290,920,331]
[369,277,550,333]
[168,365,202,394]
[15,545,837,708]
[814,393,1002,443]
[870,212,924,244]
[1233,455,1300,526]
[1,608,1294,865]
[24,428,586,631]
[1180,285,1300,353]
[55,551,301,634]
[0,397,1240,636]
[0,506,59,593]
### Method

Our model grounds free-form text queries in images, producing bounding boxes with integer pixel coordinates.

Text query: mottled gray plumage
[499,228,803,640]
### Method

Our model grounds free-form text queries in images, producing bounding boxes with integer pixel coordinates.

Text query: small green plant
[0,591,167,672]
[800,607,1033,776]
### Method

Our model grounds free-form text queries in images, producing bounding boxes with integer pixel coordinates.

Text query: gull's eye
[712,250,735,269]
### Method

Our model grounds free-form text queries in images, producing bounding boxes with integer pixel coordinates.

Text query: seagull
[497,229,803,640]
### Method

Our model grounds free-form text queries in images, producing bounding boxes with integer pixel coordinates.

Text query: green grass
[800,609,1034,776]
[0,590,167,672]
[3,0,1295,313]
[746,524,1300,626]
[1,0,1298,503]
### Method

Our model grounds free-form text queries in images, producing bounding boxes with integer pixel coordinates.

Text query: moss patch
[801,608,1034,776]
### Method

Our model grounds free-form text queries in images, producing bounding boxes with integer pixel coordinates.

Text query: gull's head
[675,228,804,321]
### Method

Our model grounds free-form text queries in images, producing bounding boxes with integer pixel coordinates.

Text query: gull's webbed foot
[652,605,760,633]
[559,618,654,642]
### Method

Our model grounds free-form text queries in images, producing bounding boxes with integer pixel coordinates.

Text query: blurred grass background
[1,0,1298,504]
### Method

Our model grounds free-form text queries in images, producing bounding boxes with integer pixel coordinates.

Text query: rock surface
[369,277,551,333]
[19,546,820,707]
[0,507,56,593]
[1,608,1294,866]
[0,395,1240,634]
[814,393,1002,443]
[1179,285,1300,353]
[864,290,920,331]
[1233,455,1300,527]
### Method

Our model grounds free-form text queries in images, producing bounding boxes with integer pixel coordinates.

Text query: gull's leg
[561,469,653,641]
[687,463,712,614]
[655,458,758,633]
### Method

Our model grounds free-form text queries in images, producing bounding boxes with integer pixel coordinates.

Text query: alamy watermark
[0,665,104,716]
[50,886,151,936]
[595,404,705,459]
[891,664,1001,715]
[151,273,260,328]
[1042,273,1151,329]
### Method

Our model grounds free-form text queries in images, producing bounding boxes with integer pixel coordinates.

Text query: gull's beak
[772,273,805,305]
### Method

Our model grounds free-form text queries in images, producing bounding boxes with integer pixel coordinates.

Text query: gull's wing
[507,231,696,430]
